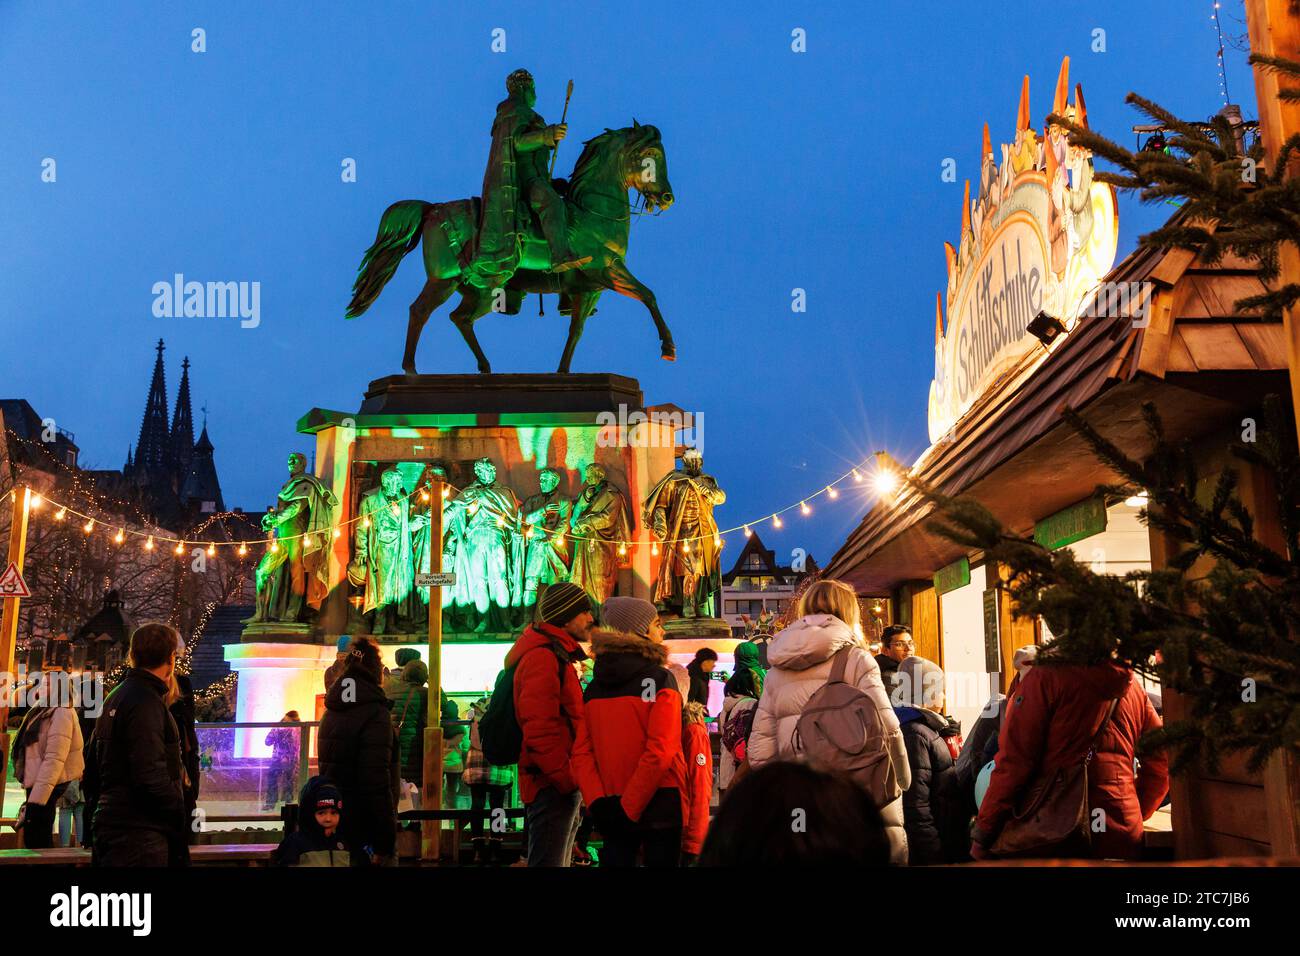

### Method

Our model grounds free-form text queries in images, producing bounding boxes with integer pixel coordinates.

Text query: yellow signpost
[419,479,446,862]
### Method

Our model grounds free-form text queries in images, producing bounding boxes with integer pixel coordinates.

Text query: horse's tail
[345,200,430,318]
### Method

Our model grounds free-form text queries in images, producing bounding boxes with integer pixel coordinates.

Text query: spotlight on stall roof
[1027,310,1068,348]
[1125,491,1150,508]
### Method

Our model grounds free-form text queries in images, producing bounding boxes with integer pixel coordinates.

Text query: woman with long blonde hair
[747,578,911,863]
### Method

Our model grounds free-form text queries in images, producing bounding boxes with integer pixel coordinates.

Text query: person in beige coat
[747,579,911,864]
[17,678,86,849]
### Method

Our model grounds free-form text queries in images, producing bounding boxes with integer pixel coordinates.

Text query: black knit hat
[539,582,592,626]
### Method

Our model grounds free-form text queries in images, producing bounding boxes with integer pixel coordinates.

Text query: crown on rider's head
[506,69,534,94]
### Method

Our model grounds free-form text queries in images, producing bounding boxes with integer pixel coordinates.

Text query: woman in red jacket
[572,596,688,867]
[971,659,1168,861]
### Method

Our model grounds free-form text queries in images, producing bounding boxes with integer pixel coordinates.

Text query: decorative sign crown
[927,57,1119,445]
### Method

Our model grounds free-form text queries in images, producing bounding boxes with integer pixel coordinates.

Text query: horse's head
[621,121,673,211]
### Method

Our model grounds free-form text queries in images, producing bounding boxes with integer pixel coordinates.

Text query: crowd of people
[9,574,1171,867]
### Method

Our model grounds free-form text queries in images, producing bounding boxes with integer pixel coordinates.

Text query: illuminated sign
[928,57,1119,443]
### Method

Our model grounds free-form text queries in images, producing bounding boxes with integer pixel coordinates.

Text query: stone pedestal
[225,642,336,758]
[230,372,703,724]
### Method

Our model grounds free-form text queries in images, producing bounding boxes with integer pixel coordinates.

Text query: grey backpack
[792,647,901,808]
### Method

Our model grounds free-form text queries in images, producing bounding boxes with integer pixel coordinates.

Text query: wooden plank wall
[1150,423,1300,859]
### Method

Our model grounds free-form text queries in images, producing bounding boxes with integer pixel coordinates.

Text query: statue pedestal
[301,371,683,637]
[224,642,336,758]
[231,371,705,724]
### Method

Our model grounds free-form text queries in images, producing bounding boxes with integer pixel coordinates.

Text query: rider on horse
[462,69,591,290]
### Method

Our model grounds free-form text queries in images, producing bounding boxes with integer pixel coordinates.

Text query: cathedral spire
[170,356,194,482]
[134,339,170,479]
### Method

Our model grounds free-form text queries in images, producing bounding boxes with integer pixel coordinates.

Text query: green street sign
[934,557,971,595]
[1034,497,1107,551]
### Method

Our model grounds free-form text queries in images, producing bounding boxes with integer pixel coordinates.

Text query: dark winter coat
[974,662,1169,861]
[896,706,962,865]
[572,630,687,829]
[170,674,201,825]
[504,622,587,804]
[386,674,428,785]
[318,665,400,858]
[85,669,189,862]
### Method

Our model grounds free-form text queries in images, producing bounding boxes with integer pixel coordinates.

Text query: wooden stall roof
[823,234,1286,592]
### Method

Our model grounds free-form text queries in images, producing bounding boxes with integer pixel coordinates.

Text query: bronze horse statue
[345,123,675,374]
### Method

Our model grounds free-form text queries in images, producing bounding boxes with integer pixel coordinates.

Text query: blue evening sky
[0,1,1258,565]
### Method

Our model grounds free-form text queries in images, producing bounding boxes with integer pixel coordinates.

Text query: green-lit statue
[642,448,726,619]
[569,463,631,608]
[463,69,590,289]
[247,453,338,626]
[345,71,677,375]
[442,458,524,630]
[348,467,427,634]
[520,467,572,607]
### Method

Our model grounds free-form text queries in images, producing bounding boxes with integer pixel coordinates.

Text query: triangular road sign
[0,562,31,598]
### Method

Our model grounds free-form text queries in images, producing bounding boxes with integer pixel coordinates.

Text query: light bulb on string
[441,487,450,499]
[743,524,752,538]
[332,527,341,539]
[800,501,811,516]
[114,528,125,545]
[270,538,279,552]
[83,519,94,534]
[773,514,783,528]
[145,536,155,551]
[363,517,372,528]
[617,543,627,556]
[420,490,430,502]
[174,542,185,556]
[30,494,42,510]
[827,486,839,500]
[54,507,66,521]
[207,543,216,557]
[714,534,722,548]
[651,542,659,556]
[238,543,248,556]
[682,540,691,553]
[853,469,863,483]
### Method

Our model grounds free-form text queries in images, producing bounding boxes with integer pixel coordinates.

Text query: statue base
[309,372,645,419]
[239,621,320,643]
[663,616,732,639]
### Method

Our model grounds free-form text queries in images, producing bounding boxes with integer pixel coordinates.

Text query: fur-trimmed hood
[587,628,669,664]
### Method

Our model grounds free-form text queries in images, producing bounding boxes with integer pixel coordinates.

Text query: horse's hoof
[660,343,677,362]
[477,365,492,374]
[402,364,418,376]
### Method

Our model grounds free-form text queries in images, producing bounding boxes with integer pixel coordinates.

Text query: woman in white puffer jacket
[747,579,911,864]
[17,673,86,849]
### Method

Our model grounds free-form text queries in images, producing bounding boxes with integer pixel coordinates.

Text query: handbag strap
[396,687,417,729]
[1083,696,1122,766]
[828,646,852,684]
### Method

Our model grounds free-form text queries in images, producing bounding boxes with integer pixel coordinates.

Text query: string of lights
[9,448,908,557]
[1211,1,1230,107]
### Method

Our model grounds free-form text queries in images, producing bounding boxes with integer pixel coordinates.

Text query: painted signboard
[928,58,1120,443]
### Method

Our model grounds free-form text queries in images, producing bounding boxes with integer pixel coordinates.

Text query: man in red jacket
[572,596,689,867]
[505,581,592,866]
[971,660,1168,861]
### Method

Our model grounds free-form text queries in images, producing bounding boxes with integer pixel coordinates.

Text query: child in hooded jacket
[274,777,359,866]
